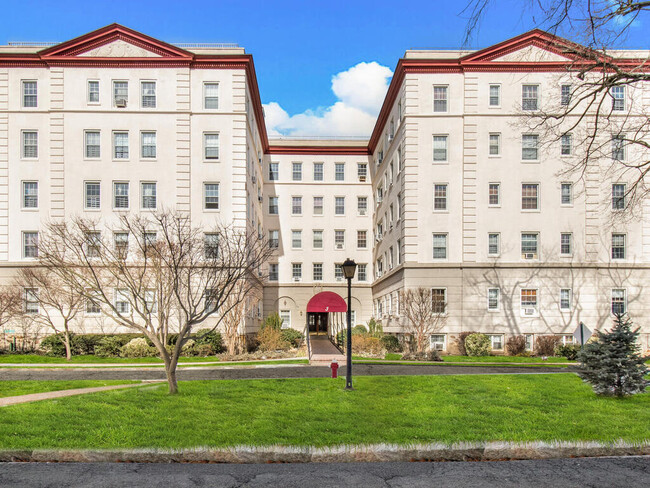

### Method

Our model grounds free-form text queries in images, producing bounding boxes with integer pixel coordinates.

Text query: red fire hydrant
[330,359,339,378]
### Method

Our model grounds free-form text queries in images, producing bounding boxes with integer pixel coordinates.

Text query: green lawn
[0,380,139,398]
[0,354,307,365]
[1,374,648,449]
[442,355,573,363]
[353,359,572,368]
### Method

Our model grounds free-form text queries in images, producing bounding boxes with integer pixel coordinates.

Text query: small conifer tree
[577,314,649,397]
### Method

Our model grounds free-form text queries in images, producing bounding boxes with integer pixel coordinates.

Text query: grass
[0,359,309,369]
[0,354,307,365]
[0,380,139,398]
[353,359,572,368]
[1,374,649,449]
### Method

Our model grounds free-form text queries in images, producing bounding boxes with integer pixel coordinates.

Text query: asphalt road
[0,457,648,487]
[0,363,572,381]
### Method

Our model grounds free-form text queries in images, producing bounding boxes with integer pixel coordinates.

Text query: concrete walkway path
[0,381,164,407]
[309,336,345,364]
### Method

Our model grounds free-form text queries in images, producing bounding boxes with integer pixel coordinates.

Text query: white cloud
[263,61,393,137]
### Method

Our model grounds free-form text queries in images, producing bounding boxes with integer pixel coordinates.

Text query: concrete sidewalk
[0,381,164,407]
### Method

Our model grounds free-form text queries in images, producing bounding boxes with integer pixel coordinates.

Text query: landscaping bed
[0,374,648,449]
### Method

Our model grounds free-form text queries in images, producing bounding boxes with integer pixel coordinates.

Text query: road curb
[1,441,648,463]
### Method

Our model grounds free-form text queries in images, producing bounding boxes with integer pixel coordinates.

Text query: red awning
[306,291,347,313]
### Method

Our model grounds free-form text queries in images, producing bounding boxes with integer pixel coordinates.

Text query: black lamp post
[341,258,357,390]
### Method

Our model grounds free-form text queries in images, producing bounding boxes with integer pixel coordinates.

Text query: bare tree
[221,288,261,356]
[36,210,271,394]
[400,287,447,353]
[17,269,85,360]
[0,286,23,351]
[463,1,650,208]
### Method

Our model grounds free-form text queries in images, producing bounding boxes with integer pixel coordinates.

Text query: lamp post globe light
[341,258,357,390]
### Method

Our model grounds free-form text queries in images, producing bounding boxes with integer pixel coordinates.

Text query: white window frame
[141,182,157,210]
[487,288,500,311]
[203,182,220,211]
[560,288,571,311]
[335,163,345,181]
[488,233,500,257]
[292,162,303,181]
[334,230,345,250]
[22,231,38,259]
[84,130,100,159]
[22,181,38,209]
[433,184,448,211]
[433,85,448,113]
[140,131,157,159]
[433,135,448,162]
[21,130,38,159]
[520,288,539,317]
[291,196,302,215]
[313,162,324,181]
[612,183,626,210]
[203,82,219,109]
[22,80,37,108]
[521,183,540,211]
[335,196,345,215]
[611,86,625,112]
[112,131,129,160]
[432,233,448,260]
[611,233,626,260]
[430,334,447,351]
[561,183,573,206]
[488,84,501,107]
[560,233,572,256]
[431,288,447,315]
[313,196,323,216]
[521,233,539,260]
[291,230,302,249]
[488,334,504,351]
[112,80,128,107]
[84,181,101,210]
[203,132,220,161]
[488,183,500,206]
[489,133,501,156]
[115,289,131,314]
[279,309,291,329]
[611,289,626,315]
[522,134,539,161]
[561,133,572,156]
[113,182,130,210]
[140,80,156,108]
[522,84,539,111]
[87,80,100,104]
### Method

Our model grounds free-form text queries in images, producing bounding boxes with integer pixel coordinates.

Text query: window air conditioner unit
[293,277,301,282]
[359,209,367,216]
[523,253,536,260]
[115,98,127,108]
[359,176,366,182]
[524,308,536,316]
[336,244,343,250]
[336,277,343,282]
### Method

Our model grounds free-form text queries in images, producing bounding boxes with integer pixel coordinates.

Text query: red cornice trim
[267,145,370,156]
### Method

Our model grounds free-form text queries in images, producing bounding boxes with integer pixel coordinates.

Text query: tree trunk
[163,353,179,395]
[63,328,72,361]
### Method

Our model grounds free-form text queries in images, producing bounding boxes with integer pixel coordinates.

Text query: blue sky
[1,1,647,136]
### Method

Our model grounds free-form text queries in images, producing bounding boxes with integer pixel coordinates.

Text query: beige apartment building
[0,24,648,352]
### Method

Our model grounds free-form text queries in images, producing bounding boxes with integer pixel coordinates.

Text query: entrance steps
[308,336,346,365]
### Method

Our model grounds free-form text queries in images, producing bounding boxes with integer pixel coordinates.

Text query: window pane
[433,234,447,259]
[522,184,539,210]
[204,83,219,109]
[433,86,447,112]
[23,81,37,107]
[85,182,100,209]
[522,85,538,110]
[141,132,156,158]
[141,182,157,209]
[85,131,100,158]
[204,183,219,209]
[114,183,129,208]
[113,132,129,159]
[434,184,447,210]
[204,133,220,159]
[489,85,500,106]
[522,134,539,160]
[23,182,38,208]
[22,131,38,158]
[433,135,447,161]
[141,81,156,108]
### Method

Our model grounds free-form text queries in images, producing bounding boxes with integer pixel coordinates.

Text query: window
[611,86,625,111]
[313,230,323,248]
[560,289,571,310]
[488,288,499,310]
[292,162,302,181]
[522,134,539,160]
[489,84,500,107]
[612,233,626,259]
[88,80,99,103]
[335,163,345,181]
[22,81,37,107]
[313,162,323,181]
[292,196,302,215]
[488,335,504,350]
[612,184,626,210]
[22,131,38,158]
[114,232,129,257]
[85,231,101,258]
[279,310,291,329]
[292,263,302,280]
[335,196,345,215]
[85,182,100,209]
[268,196,278,214]
[204,83,219,109]
[432,288,446,314]
[522,84,539,110]
[141,81,156,108]
[204,183,219,210]
[115,289,130,314]
[204,233,219,259]
[561,183,572,205]
[358,264,367,281]
[358,163,367,182]
[525,334,534,351]
[84,131,100,158]
[312,196,323,215]
[612,134,625,160]
[397,239,402,265]
[357,230,367,249]
[268,230,279,249]
[433,85,448,112]
[269,264,279,281]
[24,288,39,314]
[433,233,447,259]
[612,289,626,315]
[334,230,345,249]
[204,133,219,160]
[313,263,323,281]
[113,131,129,159]
[335,263,344,280]
[143,232,157,249]
[560,233,572,255]
[144,290,157,314]
[22,181,38,208]
[141,182,157,209]
[521,289,538,314]
[113,81,128,106]
[357,196,368,215]
[23,232,38,258]
[561,84,571,106]
[141,132,156,158]
[489,133,500,155]
[488,233,500,256]
[430,334,446,351]
[113,182,129,209]
[561,134,572,155]
[488,183,500,206]
[521,233,539,258]
[269,162,279,180]
[291,230,302,249]
[433,184,447,210]
[522,184,539,210]
[86,292,101,315]
[433,135,448,161]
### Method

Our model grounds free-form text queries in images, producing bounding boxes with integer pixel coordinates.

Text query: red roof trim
[306,291,347,313]
[267,145,369,156]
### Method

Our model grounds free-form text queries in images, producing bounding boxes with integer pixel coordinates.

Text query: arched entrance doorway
[306,291,347,336]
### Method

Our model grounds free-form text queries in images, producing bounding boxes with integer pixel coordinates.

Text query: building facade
[1,25,648,352]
